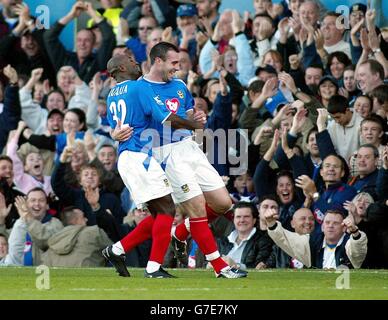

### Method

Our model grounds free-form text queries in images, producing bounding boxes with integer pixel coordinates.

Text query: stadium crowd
[0,0,387,271]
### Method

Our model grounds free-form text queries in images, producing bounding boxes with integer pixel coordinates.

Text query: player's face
[125,55,142,78]
[160,50,180,82]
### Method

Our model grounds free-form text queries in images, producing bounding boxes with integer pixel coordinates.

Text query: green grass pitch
[0,267,387,300]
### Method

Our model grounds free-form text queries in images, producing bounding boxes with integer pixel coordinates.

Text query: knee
[210,197,233,215]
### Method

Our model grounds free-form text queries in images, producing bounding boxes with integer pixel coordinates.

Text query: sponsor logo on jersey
[153,95,164,106]
[181,184,190,193]
[165,98,180,113]
[177,90,184,99]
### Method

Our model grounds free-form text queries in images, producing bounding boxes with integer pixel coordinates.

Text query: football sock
[119,215,154,253]
[173,218,190,241]
[149,214,174,266]
[189,217,228,273]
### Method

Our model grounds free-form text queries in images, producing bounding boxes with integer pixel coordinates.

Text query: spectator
[199,10,255,87]
[317,75,338,109]
[348,144,379,198]
[230,172,256,203]
[0,65,22,154]
[16,109,64,177]
[196,0,220,27]
[254,130,303,231]
[250,14,276,67]
[370,84,388,118]
[344,192,388,268]
[325,95,363,162]
[272,207,316,268]
[125,16,158,64]
[327,51,352,84]
[0,188,63,266]
[22,108,89,161]
[265,207,368,269]
[86,0,124,42]
[341,65,361,104]
[353,95,373,119]
[51,151,125,241]
[356,59,385,95]
[296,153,357,229]
[6,121,53,196]
[320,12,352,59]
[120,0,176,32]
[85,138,125,198]
[216,201,273,270]
[0,2,56,85]
[43,1,116,84]
[304,64,324,96]
[176,4,198,62]
[0,232,9,265]
[42,206,112,267]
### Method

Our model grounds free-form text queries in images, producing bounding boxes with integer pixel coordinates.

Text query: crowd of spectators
[0,0,387,270]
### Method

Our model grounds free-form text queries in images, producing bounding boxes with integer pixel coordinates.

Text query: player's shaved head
[107,54,142,82]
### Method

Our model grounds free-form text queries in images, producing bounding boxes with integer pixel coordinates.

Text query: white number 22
[109,99,128,127]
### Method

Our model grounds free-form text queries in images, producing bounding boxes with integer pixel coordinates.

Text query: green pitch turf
[0,267,387,300]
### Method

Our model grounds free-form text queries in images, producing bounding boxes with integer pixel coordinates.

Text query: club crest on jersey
[177,90,184,99]
[181,184,190,193]
[164,179,170,187]
[165,98,180,113]
[153,95,164,106]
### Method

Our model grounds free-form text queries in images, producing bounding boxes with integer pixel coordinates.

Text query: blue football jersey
[106,80,171,155]
[138,77,195,147]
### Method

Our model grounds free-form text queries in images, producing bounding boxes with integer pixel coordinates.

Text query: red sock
[189,217,228,273]
[120,215,154,252]
[174,221,189,241]
[149,214,174,264]
[224,209,234,222]
[205,203,220,223]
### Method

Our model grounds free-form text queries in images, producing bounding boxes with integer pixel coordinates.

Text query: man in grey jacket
[42,206,112,267]
[0,187,63,266]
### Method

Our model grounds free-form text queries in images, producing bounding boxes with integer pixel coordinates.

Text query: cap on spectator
[47,108,64,119]
[318,75,339,90]
[255,64,277,76]
[350,3,367,14]
[177,4,198,17]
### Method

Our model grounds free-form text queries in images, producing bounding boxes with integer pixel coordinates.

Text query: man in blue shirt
[138,42,247,278]
[110,42,247,278]
[102,53,204,278]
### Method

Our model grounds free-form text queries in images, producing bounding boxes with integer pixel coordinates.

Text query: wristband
[350,227,359,234]
[268,222,278,231]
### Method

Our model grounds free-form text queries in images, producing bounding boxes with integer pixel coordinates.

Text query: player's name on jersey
[108,84,128,97]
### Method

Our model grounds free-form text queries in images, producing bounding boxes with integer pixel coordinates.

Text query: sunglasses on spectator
[138,26,154,31]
